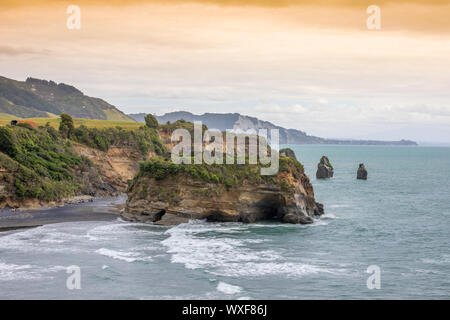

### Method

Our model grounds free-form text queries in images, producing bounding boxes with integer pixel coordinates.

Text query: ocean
[0,145,449,299]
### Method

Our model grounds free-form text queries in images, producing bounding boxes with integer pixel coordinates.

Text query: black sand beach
[0,196,126,232]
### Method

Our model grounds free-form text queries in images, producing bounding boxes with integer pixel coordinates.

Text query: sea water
[0,146,449,299]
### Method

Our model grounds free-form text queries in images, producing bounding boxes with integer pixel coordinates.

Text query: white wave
[0,224,91,254]
[211,262,329,278]
[162,221,280,271]
[310,219,329,226]
[249,223,296,228]
[320,213,337,219]
[421,255,450,265]
[216,282,242,294]
[86,222,160,241]
[46,265,67,272]
[161,220,334,278]
[0,261,65,281]
[95,248,151,263]
[0,262,35,281]
[328,204,351,208]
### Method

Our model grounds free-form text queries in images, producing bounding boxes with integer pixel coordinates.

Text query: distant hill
[0,76,134,121]
[129,111,417,146]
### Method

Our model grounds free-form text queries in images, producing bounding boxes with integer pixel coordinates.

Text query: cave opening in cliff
[153,209,166,222]
[206,195,286,223]
[258,195,287,223]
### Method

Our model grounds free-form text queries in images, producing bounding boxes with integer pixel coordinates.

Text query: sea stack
[357,163,368,180]
[316,156,334,179]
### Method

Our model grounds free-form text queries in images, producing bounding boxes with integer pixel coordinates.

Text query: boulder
[357,163,368,180]
[316,156,334,179]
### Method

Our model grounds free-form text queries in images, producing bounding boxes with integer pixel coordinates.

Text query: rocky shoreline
[0,195,96,212]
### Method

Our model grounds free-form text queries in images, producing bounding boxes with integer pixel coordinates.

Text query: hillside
[0,76,134,121]
[0,116,166,209]
[129,111,417,146]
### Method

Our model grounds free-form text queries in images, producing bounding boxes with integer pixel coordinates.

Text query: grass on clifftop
[0,115,141,130]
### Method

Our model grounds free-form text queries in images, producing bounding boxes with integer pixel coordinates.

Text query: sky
[1,0,450,143]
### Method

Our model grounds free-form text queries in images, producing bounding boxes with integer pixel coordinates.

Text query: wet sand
[0,196,126,232]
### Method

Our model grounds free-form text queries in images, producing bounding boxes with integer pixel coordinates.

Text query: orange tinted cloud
[1,0,449,141]
[2,0,450,34]
[2,0,450,7]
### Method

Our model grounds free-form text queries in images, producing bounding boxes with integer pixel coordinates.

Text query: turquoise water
[0,146,449,299]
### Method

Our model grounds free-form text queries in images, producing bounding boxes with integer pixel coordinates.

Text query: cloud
[0,45,48,56]
[3,1,450,8]
[1,1,449,142]
[3,0,450,34]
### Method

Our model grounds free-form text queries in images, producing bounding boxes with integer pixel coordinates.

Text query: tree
[59,113,74,138]
[0,127,17,157]
[145,114,158,128]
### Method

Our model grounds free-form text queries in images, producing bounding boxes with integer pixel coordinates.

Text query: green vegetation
[136,154,304,190]
[279,155,304,179]
[0,124,90,201]
[145,114,158,128]
[159,119,208,136]
[0,114,141,130]
[279,148,297,160]
[71,125,167,155]
[59,113,75,138]
[0,113,167,155]
[0,113,169,202]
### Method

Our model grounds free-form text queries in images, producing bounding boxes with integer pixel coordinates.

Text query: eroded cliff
[122,154,324,225]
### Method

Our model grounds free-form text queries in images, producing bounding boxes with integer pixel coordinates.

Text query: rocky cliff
[122,153,324,225]
[72,143,154,192]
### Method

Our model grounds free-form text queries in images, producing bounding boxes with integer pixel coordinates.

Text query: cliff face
[122,156,324,225]
[72,143,154,192]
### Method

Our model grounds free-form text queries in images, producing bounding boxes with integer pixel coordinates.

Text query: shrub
[137,155,305,191]
[145,114,158,128]
[0,125,92,201]
[0,127,17,157]
[70,125,167,156]
[59,113,74,138]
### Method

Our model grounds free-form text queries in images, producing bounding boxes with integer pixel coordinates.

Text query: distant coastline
[129,111,418,146]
